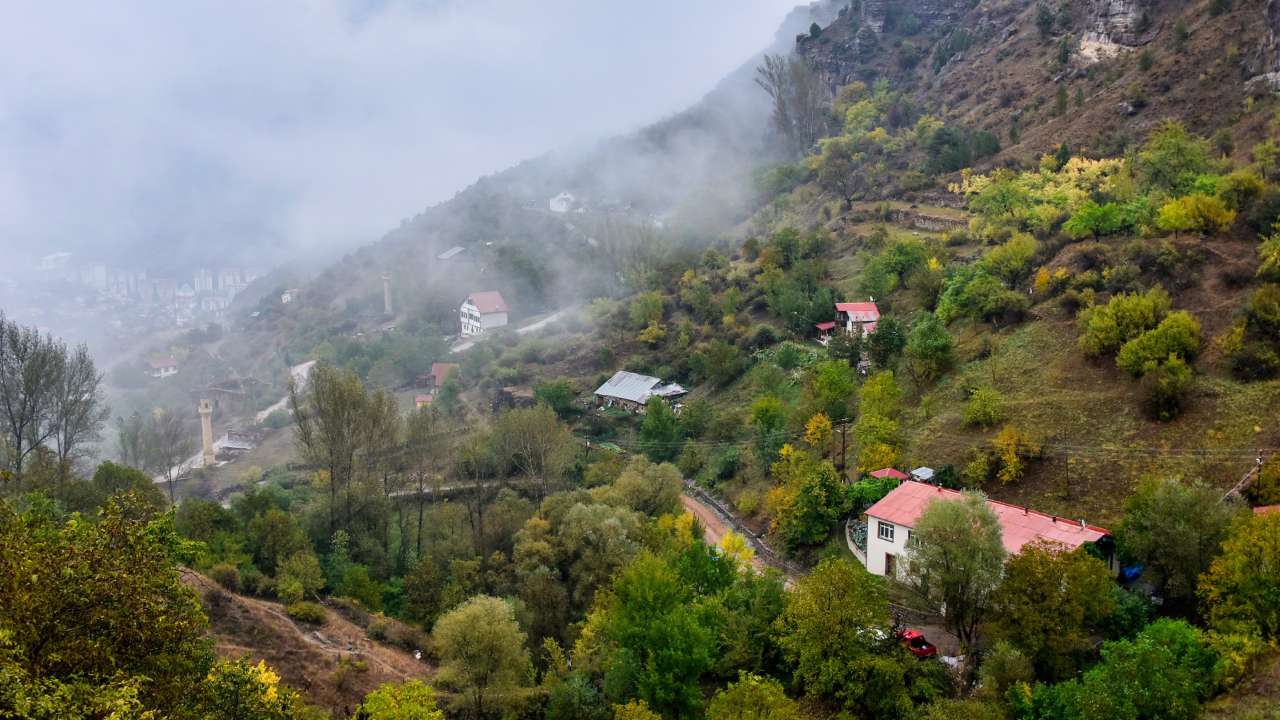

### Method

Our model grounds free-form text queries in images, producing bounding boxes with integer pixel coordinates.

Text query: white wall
[480,311,508,331]
[865,515,911,578]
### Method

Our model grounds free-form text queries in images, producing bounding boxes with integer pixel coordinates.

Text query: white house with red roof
[460,291,509,337]
[836,301,880,336]
[862,480,1114,579]
[147,355,179,379]
[816,301,880,344]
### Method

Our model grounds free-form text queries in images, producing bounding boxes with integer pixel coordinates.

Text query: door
[884,553,896,578]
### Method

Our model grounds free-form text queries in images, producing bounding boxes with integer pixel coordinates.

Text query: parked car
[896,629,938,659]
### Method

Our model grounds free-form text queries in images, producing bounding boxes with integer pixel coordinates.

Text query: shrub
[287,601,327,625]
[367,618,389,641]
[1156,194,1236,236]
[210,563,241,593]
[1077,287,1171,357]
[1230,342,1280,380]
[964,387,1007,428]
[1142,355,1193,421]
[1116,311,1202,376]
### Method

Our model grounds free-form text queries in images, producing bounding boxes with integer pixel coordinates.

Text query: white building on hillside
[863,480,1114,579]
[460,291,509,337]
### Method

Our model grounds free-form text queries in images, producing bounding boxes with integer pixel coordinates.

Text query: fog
[0,0,802,272]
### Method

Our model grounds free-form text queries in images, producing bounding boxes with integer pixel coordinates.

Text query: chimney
[1079,518,1086,529]
[382,273,393,316]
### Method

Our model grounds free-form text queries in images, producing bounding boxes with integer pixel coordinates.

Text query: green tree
[608,456,683,517]
[866,317,907,368]
[1027,619,1217,720]
[982,233,1038,286]
[534,379,578,420]
[804,360,856,422]
[1118,477,1240,607]
[706,672,799,720]
[355,680,445,720]
[904,492,1006,650]
[0,493,214,715]
[628,292,664,330]
[989,541,1116,680]
[1077,287,1171,357]
[859,371,901,419]
[1199,511,1280,637]
[963,387,1006,428]
[595,553,716,718]
[638,397,681,462]
[777,557,915,716]
[1136,121,1210,194]
[277,550,325,605]
[750,395,788,467]
[768,445,847,551]
[432,596,532,720]
[1115,311,1201,376]
[904,313,954,385]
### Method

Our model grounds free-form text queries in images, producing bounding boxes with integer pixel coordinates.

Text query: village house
[862,480,1115,579]
[460,291,509,337]
[816,300,880,344]
[414,362,460,408]
[868,467,910,481]
[593,370,686,412]
[147,355,179,379]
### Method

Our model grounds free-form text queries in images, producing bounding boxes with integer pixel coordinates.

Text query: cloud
[0,0,799,270]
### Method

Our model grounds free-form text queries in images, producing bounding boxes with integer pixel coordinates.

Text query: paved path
[254,360,317,423]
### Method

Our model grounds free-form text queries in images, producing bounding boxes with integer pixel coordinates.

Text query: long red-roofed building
[862,480,1114,578]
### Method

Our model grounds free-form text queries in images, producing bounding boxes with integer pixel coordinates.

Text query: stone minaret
[198,399,215,466]
[382,273,393,316]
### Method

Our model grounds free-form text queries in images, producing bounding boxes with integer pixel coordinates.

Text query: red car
[896,629,938,659]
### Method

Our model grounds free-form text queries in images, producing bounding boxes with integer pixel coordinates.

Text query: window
[878,521,895,542]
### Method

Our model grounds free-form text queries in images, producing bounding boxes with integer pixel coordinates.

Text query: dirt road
[680,494,773,577]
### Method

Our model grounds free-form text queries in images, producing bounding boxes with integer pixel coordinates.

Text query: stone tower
[382,273,393,316]
[198,399,215,466]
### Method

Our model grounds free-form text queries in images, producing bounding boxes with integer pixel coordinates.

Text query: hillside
[182,569,434,715]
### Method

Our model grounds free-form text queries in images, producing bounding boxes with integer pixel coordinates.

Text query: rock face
[1079,0,1156,62]
[1087,0,1151,46]
[798,0,972,90]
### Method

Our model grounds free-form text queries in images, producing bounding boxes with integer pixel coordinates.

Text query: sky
[0,0,801,271]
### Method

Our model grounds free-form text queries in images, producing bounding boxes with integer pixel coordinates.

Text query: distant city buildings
[28,253,263,332]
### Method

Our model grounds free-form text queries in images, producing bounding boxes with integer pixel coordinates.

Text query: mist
[0,0,802,272]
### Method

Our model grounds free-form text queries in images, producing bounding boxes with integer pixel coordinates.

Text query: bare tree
[115,411,150,471]
[0,314,64,485]
[148,409,195,504]
[494,405,575,503]
[406,404,447,559]
[50,344,107,477]
[755,54,828,157]
[290,363,370,538]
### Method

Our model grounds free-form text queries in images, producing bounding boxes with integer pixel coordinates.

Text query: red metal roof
[430,362,459,387]
[466,291,508,314]
[147,355,177,369]
[864,480,1109,554]
[835,301,880,322]
[815,321,837,331]
[870,468,910,480]
[1254,505,1280,515]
